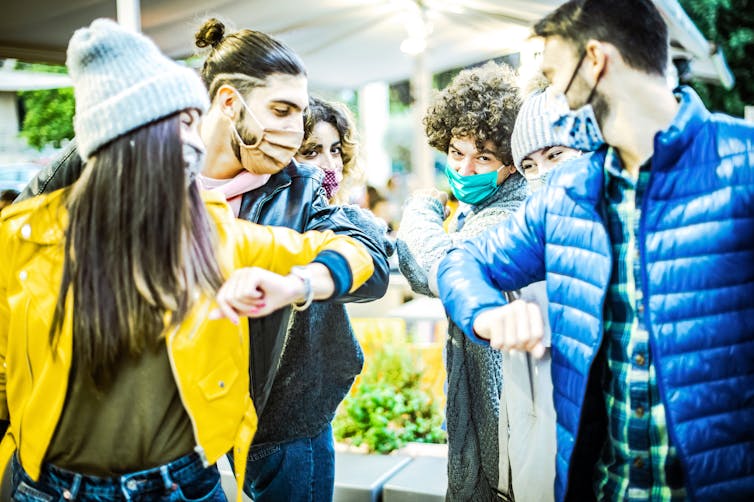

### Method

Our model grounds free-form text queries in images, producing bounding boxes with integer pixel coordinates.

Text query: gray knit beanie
[67,18,209,159]
[511,89,567,175]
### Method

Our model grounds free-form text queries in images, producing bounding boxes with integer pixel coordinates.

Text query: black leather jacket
[19,141,391,444]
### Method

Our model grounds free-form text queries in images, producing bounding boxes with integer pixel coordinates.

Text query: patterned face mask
[549,51,606,152]
[321,168,340,200]
[549,94,605,152]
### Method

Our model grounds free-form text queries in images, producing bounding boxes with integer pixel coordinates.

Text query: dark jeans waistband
[14,451,212,500]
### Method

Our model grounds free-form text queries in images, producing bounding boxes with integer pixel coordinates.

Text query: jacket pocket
[198,360,239,401]
[12,481,55,502]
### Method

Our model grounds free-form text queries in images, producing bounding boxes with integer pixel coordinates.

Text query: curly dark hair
[423,61,521,166]
[303,97,360,179]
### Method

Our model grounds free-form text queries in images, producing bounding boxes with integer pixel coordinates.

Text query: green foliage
[16,62,75,150]
[19,88,75,149]
[679,0,754,115]
[333,342,446,454]
[389,81,412,114]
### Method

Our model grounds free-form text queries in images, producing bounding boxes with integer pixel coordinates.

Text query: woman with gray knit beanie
[396,61,527,502]
[0,19,373,502]
[491,85,584,502]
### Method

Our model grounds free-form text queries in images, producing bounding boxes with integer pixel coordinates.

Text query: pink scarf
[199,171,270,216]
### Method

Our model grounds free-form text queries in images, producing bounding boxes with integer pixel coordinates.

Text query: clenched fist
[473,300,546,358]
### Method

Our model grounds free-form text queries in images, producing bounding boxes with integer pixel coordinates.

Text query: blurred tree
[679,0,754,116]
[16,62,75,149]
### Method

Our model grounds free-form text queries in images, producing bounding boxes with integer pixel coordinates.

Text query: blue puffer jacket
[438,87,754,501]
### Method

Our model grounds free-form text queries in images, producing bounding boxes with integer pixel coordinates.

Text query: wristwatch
[289,266,314,311]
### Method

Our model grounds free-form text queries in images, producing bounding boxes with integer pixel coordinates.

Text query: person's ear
[584,39,608,83]
[216,85,238,119]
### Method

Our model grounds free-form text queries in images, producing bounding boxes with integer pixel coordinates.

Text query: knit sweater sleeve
[396,195,451,297]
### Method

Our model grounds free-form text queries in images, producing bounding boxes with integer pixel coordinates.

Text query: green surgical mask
[445,164,501,205]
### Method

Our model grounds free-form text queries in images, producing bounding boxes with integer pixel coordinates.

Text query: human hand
[209,267,305,323]
[412,188,449,217]
[472,300,546,358]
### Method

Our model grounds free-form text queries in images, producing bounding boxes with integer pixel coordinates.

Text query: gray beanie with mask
[67,18,209,160]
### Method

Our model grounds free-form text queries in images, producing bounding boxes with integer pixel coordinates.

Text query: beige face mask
[230,89,304,175]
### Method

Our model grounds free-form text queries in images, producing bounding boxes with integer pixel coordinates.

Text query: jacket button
[635,353,646,366]
[18,270,28,281]
[633,456,645,468]
[635,406,645,418]
[219,381,225,388]
[126,479,138,490]
[21,224,31,239]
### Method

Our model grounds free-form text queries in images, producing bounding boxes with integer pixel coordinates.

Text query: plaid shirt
[594,148,686,501]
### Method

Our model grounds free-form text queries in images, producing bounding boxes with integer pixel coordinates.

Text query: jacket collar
[9,189,68,245]
[15,189,232,247]
[652,86,710,171]
[240,160,295,203]
[550,147,608,206]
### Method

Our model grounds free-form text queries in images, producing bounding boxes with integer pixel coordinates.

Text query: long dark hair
[50,113,224,384]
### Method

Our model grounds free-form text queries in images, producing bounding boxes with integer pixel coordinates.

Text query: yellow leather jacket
[0,189,373,501]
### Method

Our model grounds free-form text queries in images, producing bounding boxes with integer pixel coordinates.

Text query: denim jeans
[10,451,226,501]
[231,424,335,502]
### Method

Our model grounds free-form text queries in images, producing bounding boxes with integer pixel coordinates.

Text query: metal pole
[410,50,434,188]
[116,0,141,32]
[359,82,392,187]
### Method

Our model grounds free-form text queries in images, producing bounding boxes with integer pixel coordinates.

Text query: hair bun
[195,18,225,49]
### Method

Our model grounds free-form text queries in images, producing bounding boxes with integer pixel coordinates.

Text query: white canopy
[1,0,735,90]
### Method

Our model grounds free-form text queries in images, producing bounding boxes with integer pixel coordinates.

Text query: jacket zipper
[18,297,38,453]
[165,320,208,466]
[637,172,694,500]
[246,181,291,405]
[249,183,291,224]
[23,298,34,385]
[561,212,611,500]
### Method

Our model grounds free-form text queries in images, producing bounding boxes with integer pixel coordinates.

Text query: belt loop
[159,464,172,491]
[62,473,82,500]
[119,479,130,502]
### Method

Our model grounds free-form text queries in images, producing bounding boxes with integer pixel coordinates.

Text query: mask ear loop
[585,55,607,105]
[564,48,606,106]
[496,164,517,176]
[563,50,587,96]
[231,88,265,149]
